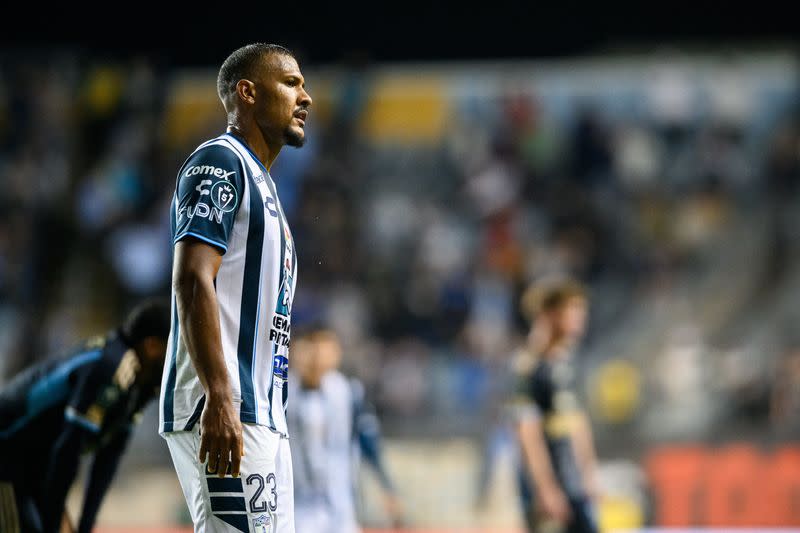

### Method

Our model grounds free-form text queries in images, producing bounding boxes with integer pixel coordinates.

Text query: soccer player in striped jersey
[0,300,170,533]
[288,329,401,533]
[159,43,311,533]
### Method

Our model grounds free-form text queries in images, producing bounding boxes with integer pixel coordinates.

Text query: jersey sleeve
[174,144,245,254]
[508,369,541,422]
[529,364,555,412]
[506,350,542,423]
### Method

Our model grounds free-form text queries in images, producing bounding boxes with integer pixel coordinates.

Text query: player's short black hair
[121,299,171,344]
[217,43,294,102]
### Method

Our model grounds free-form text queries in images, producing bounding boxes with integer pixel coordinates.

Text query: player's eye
[286,78,298,87]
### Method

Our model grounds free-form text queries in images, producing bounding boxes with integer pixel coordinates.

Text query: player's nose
[298,87,312,108]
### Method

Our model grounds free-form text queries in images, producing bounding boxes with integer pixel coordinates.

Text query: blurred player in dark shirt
[0,299,170,533]
[510,279,599,533]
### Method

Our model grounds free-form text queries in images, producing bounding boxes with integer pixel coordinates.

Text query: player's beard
[284,126,306,148]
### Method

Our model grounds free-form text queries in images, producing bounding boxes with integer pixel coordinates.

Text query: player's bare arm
[173,238,243,478]
[516,417,571,523]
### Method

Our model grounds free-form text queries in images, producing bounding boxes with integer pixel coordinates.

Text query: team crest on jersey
[210,181,238,212]
[252,513,271,533]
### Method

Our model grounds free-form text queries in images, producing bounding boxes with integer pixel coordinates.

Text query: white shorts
[166,423,294,533]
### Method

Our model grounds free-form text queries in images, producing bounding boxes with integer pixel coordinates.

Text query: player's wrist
[204,384,233,405]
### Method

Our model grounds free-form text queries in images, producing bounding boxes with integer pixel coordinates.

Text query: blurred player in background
[288,327,402,533]
[510,278,599,533]
[0,300,170,533]
[160,43,311,533]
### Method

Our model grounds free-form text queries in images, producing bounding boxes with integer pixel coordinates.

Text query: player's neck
[227,124,280,170]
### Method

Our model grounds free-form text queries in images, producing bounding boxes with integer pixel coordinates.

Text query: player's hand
[199,396,244,478]
[583,470,602,502]
[539,484,571,523]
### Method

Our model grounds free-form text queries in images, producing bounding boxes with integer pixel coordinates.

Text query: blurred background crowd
[0,41,799,529]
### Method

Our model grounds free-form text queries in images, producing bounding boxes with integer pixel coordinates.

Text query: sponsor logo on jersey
[275,226,294,316]
[195,179,212,196]
[275,274,293,317]
[184,165,235,180]
[178,202,225,224]
[273,355,289,380]
[264,196,278,218]
[269,315,291,349]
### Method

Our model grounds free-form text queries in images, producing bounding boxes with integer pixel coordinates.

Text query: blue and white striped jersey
[159,132,297,436]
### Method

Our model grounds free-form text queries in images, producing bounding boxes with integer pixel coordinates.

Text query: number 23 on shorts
[247,472,278,513]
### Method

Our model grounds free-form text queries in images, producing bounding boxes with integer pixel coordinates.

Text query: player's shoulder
[179,135,245,181]
[72,331,130,383]
[344,374,368,405]
[322,370,353,396]
[323,370,349,387]
[347,375,366,396]
[189,135,240,158]
[510,347,540,378]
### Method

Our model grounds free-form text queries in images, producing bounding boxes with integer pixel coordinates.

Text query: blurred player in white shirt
[288,328,402,533]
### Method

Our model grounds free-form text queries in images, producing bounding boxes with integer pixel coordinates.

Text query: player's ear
[236,79,256,105]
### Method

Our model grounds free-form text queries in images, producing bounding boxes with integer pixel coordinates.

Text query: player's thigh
[240,426,293,533]
[166,428,218,530]
[167,426,261,533]
[166,425,274,533]
[167,425,293,533]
